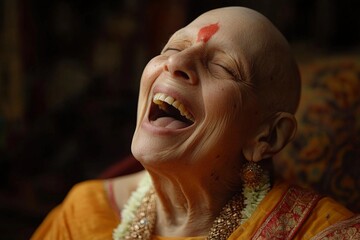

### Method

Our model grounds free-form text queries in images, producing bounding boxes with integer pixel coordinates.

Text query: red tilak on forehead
[196,23,219,43]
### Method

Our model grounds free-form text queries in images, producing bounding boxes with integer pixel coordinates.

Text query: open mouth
[149,93,195,129]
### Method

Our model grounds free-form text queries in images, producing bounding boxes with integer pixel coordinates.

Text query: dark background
[1,0,359,239]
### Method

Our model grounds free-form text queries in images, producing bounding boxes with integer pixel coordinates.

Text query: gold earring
[241,161,265,189]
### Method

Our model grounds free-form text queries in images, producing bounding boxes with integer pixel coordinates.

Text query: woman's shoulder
[104,170,147,213]
[59,179,116,218]
[31,179,118,239]
[310,214,360,239]
[305,196,360,239]
[61,170,146,218]
[238,181,359,239]
[270,182,360,239]
[271,182,358,238]
[65,179,105,200]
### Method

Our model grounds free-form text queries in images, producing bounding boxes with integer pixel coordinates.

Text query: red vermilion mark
[196,23,219,43]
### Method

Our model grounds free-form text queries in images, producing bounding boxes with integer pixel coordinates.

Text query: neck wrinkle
[148,169,238,237]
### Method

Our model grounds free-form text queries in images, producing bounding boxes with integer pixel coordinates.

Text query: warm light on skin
[129,7,300,237]
[196,23,219,43]
[131,7,292,172]
[132,17,260,174]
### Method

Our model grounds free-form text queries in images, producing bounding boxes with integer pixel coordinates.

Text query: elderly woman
[31,7,359,240]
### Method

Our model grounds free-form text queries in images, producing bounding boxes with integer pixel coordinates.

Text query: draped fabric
[275,56,360,212]
[31,179,359,240]
[30,181,118,240]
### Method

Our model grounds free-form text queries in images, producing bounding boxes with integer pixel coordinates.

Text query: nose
[163,50,198,85]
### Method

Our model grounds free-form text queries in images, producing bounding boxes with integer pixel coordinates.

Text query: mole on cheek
[197,23,219,43]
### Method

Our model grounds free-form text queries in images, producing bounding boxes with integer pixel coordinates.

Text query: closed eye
[162,47,181,55]
[210,63,241,81]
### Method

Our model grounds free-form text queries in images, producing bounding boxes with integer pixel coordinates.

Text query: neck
[112,165,271,240]
[148,169,241,237]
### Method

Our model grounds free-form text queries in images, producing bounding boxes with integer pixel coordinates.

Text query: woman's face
[131,9,263,173]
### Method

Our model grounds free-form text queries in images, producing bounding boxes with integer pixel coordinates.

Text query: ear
[243,112,297,162]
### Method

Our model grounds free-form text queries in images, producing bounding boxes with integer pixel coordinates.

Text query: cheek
[201,87,240,140]
[202,84,256,143]
[204,85,242,122]
[140,58,163,89]
[133,58,164,128]
[138,58,164,103]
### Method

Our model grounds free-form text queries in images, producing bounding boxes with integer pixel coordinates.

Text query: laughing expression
[131,8,266,171]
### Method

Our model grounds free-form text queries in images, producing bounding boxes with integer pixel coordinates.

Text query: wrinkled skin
[128,6,300,237]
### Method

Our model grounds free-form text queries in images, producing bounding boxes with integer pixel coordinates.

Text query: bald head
[194,7,301,118]
[132,6,300,168]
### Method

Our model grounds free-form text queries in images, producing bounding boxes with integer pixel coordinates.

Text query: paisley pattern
[311,215,360,240]
[275,55,360,212]
[252,185,320,239]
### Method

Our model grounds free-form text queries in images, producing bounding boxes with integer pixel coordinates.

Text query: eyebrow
[168,29,191,42]
[162,28,250,83]
[161,31,193,52]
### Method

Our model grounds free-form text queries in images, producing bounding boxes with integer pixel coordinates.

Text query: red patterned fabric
[252,185,321,239]
[275,55,360,212]
[311,214,360,239]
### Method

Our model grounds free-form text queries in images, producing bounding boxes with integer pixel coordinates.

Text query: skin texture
[196,23,219,43]
[110,6,301,237]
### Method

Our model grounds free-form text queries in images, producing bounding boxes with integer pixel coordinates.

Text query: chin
[131,130,176,165]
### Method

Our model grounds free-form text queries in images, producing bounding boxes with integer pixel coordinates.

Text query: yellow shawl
[31,180,359,240]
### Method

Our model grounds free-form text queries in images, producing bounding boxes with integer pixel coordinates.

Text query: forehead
[174,12,241,39]
[169,8,267,50]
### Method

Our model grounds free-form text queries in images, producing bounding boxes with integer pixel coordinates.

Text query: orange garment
[229,182,356,239]
[31,180,359,240]
[31,180,118,240]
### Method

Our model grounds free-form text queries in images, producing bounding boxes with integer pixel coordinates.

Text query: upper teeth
[153,93,194,122]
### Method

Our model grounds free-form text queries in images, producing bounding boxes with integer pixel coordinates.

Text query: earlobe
[243,112,297,162]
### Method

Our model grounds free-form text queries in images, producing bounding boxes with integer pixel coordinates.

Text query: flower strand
[113,173,152,240]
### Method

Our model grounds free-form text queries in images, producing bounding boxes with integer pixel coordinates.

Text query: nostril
[174,70,190,80]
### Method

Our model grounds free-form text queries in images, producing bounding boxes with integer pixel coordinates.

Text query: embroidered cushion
[275,55,360,212]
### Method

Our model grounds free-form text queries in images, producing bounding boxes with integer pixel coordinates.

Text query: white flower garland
[113,173,152,240]
[240,173,271,223]
[113,172,270,239]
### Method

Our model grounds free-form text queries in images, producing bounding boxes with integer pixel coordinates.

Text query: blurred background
[1,0,359,239]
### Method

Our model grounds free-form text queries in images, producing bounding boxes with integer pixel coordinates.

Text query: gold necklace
[207,193,244,239]
[123,188,156,239]
[123,188,244,240]
[113,171,271,240]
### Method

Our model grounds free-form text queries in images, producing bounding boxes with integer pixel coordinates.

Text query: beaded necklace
[113,173,270,240]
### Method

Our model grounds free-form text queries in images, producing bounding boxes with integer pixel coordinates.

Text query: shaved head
[196,7,301,119]
[133,6,300,170]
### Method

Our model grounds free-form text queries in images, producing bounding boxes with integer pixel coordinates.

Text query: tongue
[151,117,189,129]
